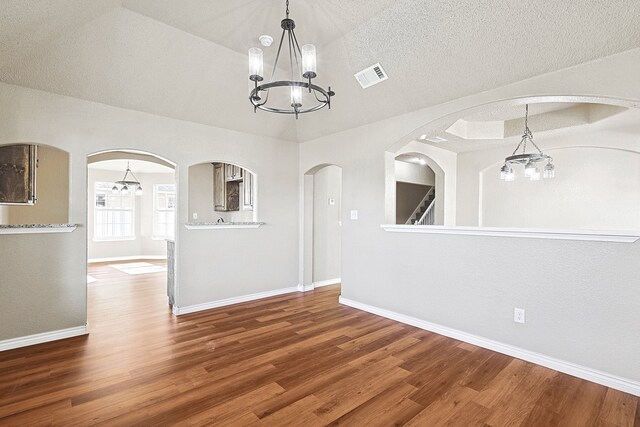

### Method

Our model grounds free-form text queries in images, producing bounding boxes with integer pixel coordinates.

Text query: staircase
[406,188,435,225]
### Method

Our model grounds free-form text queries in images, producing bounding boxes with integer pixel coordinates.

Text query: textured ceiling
[0,0,639,142]
[121,0,397,55]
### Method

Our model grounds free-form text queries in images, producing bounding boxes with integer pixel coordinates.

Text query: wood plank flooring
[0,261,637,426]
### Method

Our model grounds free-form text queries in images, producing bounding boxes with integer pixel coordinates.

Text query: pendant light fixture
[248,0,335,118]
[111,161,143,196]
[500,104,555,181]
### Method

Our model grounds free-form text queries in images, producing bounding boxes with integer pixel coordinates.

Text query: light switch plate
[350,210,358,220]
[329,198,335,205]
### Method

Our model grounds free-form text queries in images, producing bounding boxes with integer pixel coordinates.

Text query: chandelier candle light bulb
[301,44,317,78]
[290,86,303,107]
[248,47,264,80]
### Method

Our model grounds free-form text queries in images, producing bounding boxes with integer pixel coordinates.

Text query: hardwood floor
[0,261,638,426]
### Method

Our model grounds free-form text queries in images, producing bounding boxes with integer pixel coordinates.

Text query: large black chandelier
[500,104,555,181]
[248,0,334,118]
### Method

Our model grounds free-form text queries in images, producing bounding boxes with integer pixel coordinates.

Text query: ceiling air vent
[354,63,388,89]
[419,135,448,143]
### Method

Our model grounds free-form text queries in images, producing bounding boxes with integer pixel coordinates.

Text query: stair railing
[416,199,435,225]
[405,187,434,225]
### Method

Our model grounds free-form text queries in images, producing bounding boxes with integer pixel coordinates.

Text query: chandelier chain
[286,0,289,18]
[511,104,544,156]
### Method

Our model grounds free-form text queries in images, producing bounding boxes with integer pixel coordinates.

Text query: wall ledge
[0,325,88,352]
[339,296,640,397]
[381,224,640,243]
[0,224,77,235]
[88,255,167,263]
[184,222,264,230]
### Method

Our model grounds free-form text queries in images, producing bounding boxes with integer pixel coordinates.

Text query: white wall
[87,168,175,260]
[480,148,640,229]
[0,81,299,342]
[395,160,435,185]
[300,48,640,386]
[312,165,342,283]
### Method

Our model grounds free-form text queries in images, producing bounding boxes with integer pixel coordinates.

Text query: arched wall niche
[0,142,70,225]
[187,160,258,224]
[383,95,640,232]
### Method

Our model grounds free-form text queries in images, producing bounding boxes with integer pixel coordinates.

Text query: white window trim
[152,183,176,240]
[93,182,136,242]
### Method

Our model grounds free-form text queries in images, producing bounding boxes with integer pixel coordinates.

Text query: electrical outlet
[193,213,198,220]
[350,210,358,220]
[514,308,525,324]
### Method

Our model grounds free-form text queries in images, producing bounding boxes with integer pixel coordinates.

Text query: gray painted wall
[300,49,640,383]
[0,81,299,341]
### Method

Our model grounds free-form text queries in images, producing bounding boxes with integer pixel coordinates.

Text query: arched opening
[394,153,444,225]
[86,150,177,310]
[302,164,342,291]
[385,97,640,233]
[187,161,258,223]
[0,143,70,225]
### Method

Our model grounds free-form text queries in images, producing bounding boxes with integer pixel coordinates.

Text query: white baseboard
[88,255,167,263]
[298,283,315,292]
[312,278,341,288]
[339,297,640,397]
[173,286,299,316]
[0,325,88,352]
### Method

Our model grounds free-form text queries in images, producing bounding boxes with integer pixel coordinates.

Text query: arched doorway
[86,150,177,312]
[301,164,343,291]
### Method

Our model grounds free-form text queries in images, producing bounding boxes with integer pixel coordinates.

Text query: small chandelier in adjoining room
[248,0,335,119]
[112,162,143,196]
[500,104,555,181]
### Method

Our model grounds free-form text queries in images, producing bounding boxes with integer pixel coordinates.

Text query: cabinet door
[243,171,253,210]
[213,163,226,211]
[225,164,244,180]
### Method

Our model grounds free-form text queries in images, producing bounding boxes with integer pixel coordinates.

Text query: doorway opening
[302,164,342,291]
[86,150,177,323]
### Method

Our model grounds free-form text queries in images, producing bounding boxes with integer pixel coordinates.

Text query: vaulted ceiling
[1,0,639,142]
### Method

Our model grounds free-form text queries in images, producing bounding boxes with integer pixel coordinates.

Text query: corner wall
[299,48,640,387]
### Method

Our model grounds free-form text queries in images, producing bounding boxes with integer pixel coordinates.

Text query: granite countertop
[184,222,265,229]
[0,223,77,229]
[186,221,264,226]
